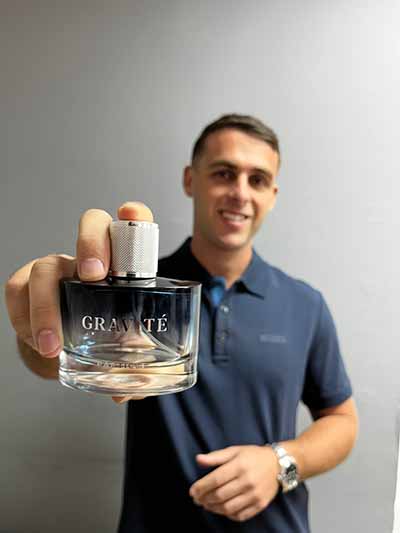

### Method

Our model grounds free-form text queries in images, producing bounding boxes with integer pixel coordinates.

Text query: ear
[269,183,279,211]
[183,166,194,197]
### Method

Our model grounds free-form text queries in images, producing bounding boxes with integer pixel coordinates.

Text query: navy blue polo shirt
[117,238,352,533]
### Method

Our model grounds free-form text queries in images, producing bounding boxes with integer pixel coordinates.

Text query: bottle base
[58,350,197,397]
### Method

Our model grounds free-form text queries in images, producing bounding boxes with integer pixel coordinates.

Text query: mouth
[218,209,251,222]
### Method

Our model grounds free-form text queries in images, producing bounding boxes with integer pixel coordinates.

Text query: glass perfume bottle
[59,220,201,397]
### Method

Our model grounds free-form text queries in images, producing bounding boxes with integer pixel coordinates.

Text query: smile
[218,210,251,222]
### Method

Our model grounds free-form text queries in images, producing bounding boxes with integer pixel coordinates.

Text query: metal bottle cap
[109,220,159,278]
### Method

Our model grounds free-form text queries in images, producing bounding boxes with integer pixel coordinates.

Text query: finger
[202,478,243,505]
[190,455,239,500]
[29,255,76,357]
[17,336,60,379]
[5,259,38,350]
[204,493,252,518]
[76,203,154,282]
[76,209,112,281]
[117,201,154,222]
[230,503,263,523]
[196,446,239,467]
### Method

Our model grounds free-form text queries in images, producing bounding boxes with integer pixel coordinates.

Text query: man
[5,114,358,532]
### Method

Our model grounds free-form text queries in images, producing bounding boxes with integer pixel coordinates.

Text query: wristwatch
[270,443,299,493]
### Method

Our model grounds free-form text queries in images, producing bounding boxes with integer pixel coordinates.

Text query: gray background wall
[1,1,399,531]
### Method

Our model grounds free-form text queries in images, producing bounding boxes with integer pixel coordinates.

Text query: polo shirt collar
[169,237,278,298]
[238,248,278,297]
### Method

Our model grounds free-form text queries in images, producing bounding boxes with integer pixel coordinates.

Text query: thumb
[196,446,239,466]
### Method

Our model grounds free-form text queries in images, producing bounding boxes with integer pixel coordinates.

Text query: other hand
[189,445,280,522]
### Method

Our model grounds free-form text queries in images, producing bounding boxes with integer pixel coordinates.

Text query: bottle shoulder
[60,276,201,290]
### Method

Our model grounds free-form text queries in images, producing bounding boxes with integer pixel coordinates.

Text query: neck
[190,233,253,289]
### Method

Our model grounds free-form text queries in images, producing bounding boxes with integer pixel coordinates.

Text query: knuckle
[230,513,241,522]
[15,331,36,351]
[8,312,29,334]
[237,461,246,476]
[82,208,109,219]
[213,474,222,487]
[242,471,255,488]
[221,502,230,514]
[32,301,59,316]
[30,256,61,276]
[248,477,257,490]
[46,253,65,261]
[30,254,74,279]
[79,208,112,229]
[213,488,224,502]
[77,237,109,265]
[224,500,238,515]
[77,232,104,249]
[5,278,19,302]
[19,333,35,347]
[46,254,75,272]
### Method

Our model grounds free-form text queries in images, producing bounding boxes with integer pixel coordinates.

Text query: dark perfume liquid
[59,277,201,396]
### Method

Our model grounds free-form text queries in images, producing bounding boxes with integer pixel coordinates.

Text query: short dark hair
[191,113,281,166]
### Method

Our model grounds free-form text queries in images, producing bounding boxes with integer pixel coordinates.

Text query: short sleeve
[301,292,353,410]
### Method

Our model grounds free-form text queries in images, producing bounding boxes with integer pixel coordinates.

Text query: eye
[213,169,235,181]
[250,175,269,188]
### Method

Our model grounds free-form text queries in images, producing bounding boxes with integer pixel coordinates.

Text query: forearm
[17,336,59,380]
[279,406,358,481]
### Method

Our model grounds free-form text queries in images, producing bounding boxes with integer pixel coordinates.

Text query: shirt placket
[212,294,231,363]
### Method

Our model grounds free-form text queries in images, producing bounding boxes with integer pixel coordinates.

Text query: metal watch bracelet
[269,442,300,493]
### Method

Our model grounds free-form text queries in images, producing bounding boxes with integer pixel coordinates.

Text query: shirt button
[220,305,229,314]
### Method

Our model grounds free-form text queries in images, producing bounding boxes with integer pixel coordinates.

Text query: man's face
[183,128,279,251]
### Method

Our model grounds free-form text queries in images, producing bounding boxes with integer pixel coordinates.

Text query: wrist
[262,445,281,494]
[269,441,301,493]
[277,439,304,481]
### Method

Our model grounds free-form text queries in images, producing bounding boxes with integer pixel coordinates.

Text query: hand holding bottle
[5,201,154,402]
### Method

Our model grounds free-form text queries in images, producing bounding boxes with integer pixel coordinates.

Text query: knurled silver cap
[109,220,159,278]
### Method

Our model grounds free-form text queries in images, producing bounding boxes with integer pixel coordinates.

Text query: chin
[214,234,251,251]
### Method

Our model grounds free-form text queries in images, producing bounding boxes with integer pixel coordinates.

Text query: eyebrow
[208,159,274,181]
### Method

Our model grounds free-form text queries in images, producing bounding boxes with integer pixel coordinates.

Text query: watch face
[280,456,298,491]
[273,447,299,492]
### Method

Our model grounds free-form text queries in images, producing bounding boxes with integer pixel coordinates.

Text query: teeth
[221,211,247,221]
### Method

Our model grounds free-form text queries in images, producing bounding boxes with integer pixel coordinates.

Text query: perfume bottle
[59,220,201,397]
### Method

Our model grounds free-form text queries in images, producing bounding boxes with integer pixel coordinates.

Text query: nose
[227,173,251,204]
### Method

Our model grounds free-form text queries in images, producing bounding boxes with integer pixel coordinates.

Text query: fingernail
[37,329,60,356]
[79,258,104,279]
